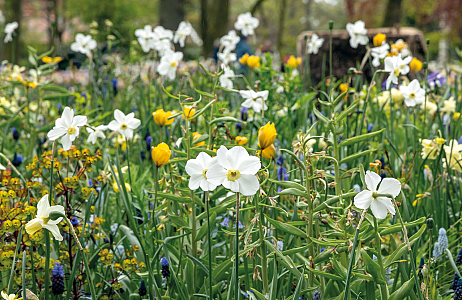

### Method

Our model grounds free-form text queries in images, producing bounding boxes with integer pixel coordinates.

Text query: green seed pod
[329,20,334,30]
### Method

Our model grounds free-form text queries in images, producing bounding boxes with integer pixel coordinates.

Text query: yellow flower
[235,136,248,145]
[42,56,63,64]
[441,97,456,114]
[113,182,131,193]
[409,58,423,72]
[287,55,302,68]
[151,142,171,167]
[153,109,174,127]
[393,39,407,51]
[258,122,277,150]
[239,53,249,65]
[1,291,19,300]
[436,137,446,145]
[340,83,348,99]
[373,33,386,47]
[247,55,261,69]
[182,107,196,120]
[193,132,205,146]
[261,144,276,160]
[454,112,461,120]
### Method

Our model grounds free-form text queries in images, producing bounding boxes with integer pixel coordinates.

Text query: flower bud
[328,20,334,30]
[426,218,434,229]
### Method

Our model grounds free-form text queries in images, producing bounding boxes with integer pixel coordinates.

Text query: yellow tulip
[258,122,277,150]
[235,136,248,146]
[182,107,196,120]
[42,56,63,64]
[340,83,348,99]
[287,55,302,68]
[373,33,386,47]
[151,142,171,167]
[193,132,205,146]
[409,58,423,73]
[247,55,261,69]
[153,109,174,127]
[261,144,276,160]
[113,181,131,193]
[239,53,249,65]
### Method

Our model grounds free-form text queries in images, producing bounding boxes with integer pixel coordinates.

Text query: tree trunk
[159,0,185,31]
[3,0,22,63]
[382,0,402,27]
[305,0,311,30]
[202,0,229,58]
[276,0,287,54]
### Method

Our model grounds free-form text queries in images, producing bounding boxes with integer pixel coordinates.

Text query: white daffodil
[307,33,324,54]
[70,33,97,57]
[157,50,183,80]
[219,65,235,89]
[4,21,18,43]
[1,291,18,300]
[86,125,107,144]
[206,146,261,196]
[25,194,65,241]
[384,55,400,89]
[108,109,141,139]
[354,171,401,219]
[135,25,155,53]
[174,21,192,47]
[234,12,259,37]
[47,107,88,150]
[239,90,269,113]
[399,79,425,107]
[152,26,173,54]
[185,152,219,191]
[441,97,456,114]
[346,20,368,48]
[218,49,237,65]
[371,43,390,67]
[220,30,240,52]
[398,55,413,75]
[0,11,5,24]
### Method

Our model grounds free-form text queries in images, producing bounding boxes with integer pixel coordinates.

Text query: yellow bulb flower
[409,58,423,72]
[339,83,348,99]
[454,112,461,121]
[373,33,386,47]
[153,109,174,127]
[151,142,171,167]
[182,107,196,120]
[113,182,131,193]
[235,136,248,146]
[247,55,261,69]
[287,55,302,68]
[258,122,277,150]
[436,137,446,145]
[193,132,205,146]
[239,53,249,65]
[261,144,276,160]
[42,56,63,64]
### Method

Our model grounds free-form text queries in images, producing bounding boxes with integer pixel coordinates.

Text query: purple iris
[427,72,446,88]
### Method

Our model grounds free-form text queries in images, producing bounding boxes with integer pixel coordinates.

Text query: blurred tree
[201,0,229,57]
[382,0,402,27]
[159,0,184,31]
[3,0,23,63]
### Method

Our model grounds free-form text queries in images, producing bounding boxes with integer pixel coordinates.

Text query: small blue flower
[320,248,325,253]
[112,78,118,95]
[146,136,153,150]
[160,257,169,267]
[70,216,79,226]
[313,289,322,300]
[276,155,284,166]
[233,220,245,229]
[220,217,230,228]
[12,127,19,140]
[52,262,65,277]
[12,153,23,167]
[438,228,448,252]
[277,167,289,181]
[433,241,442,259]
[457,248,462,266]
[277,241,283,251]
[353,184,361,192]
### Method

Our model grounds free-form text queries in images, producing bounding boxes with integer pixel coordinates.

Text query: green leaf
[118,225,145,263]
[338,129,385,147]
[313,106,330,124]
[278,188,309,198]
[339,149,377,164]
[336,99,359,122]
[383,224,426,268]
[388,277,415,300]
[265,215,307,238]
[145,191,191,203]
[268,178,305,191]
[209,116,244,124]
[168,215,190,229]
[42,93,74,100]
[40,85,69,93]
[195,212,216,241]
[280,149,307,173]
[361,249,385,284]
[379,217,426,235]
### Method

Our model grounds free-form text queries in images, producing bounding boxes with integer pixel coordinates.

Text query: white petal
[188,174,203,190]
[216,146,232,170]
[43,223,63,241]
[61,134,72,151]
[226,146,249,169]
[238,156,261,175]
[205,164,227,185]
[185,159,203,176]
[370,200,388,219]
[126,117,141,129]
[108,120,121,131]
[114,109,126,124]
[47,127,67,141]
[377,178,401,198]
[238,174,259,196]
[353,190,373,209]
[365,171,381,192]
[377,197,395,216]
[72,115,87,127]
[37,194,51,217]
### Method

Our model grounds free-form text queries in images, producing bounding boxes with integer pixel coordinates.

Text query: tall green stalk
[205,191,213,300]
[373,216,389,299]
[235,192,241,300]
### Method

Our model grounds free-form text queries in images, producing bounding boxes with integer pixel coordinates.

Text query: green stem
[255,193,269,294]
[374,216,389,300]
[125,137,132,186]
[343,209,368,300]
[44,230,51,300]
[206,191,213,300]
[235,192,241,300]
